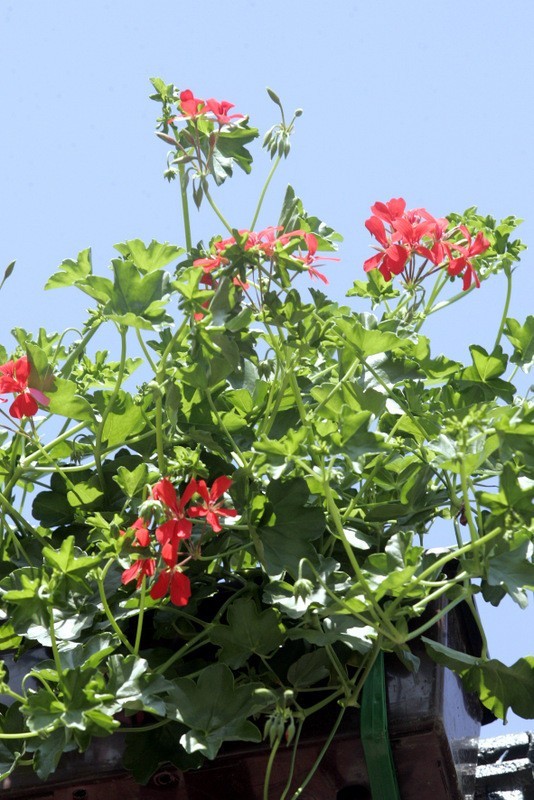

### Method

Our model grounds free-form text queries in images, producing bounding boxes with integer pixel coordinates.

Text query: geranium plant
[0,78,533,796]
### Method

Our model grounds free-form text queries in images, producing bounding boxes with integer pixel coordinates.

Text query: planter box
[1,601,487,800]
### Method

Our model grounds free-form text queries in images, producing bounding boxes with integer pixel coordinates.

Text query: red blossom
[193,254,229,273]
[121,557,156,589]
[129,518,151,547]
[370,197,407,225]
[205,98,244,125]
[152,477,197,562]
[188,476,238,533]
[363,198,487,291]
[150,565,191,607]
[178,89,206,118]
[292,232,339,284]
[0,356,50,419]
[444,226,490,290]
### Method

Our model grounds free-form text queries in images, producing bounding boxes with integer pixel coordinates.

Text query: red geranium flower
[445,226,490,290]
[364,214,410,281]
[292,232,339,284]
[0,356,50,419]
[370,197,406,225]
[205,98,244,125]
[188,476,237,533]
[193,254,229,273]
[178,89,206,118]
[152,477,197,562]
[150,564,191,607]
[121,557,156,589]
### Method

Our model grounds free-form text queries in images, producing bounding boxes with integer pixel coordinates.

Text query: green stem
[205,387,247,468]
[97,561,135,655]
[406,593,472,641]
[460,462,480,564]
[154,392,166,474]
[323,483,399,641]
[325,644,352,695]
[250,155,281,230]
[179,163,193,251]
[279,718,305,800]
[414,270,449,331]
[160,318,189,366]
[133,576,147,656]
[493,265,513,350]
[464,592,488,659]
[289,706,346,800]
[263,736,282,800]
[94,325,128,488]
[386,525,503,618]
[0,490,47,543]
[60,322,101,378]
[135,329,157,372]
[120,719,171,734]
[48,607,69,699]
[202,181,234,235]
[0,727,58,740]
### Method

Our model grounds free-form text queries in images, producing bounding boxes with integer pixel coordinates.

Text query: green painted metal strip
[360,652,402,800]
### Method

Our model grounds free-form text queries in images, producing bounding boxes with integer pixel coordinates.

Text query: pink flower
[188,476,238,533]
[0,356,50,419]
[205,98,244,125]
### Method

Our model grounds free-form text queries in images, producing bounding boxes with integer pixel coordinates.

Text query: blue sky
[1,1,533,735]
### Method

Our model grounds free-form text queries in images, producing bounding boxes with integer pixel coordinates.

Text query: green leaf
[106,655,173,717]
[333,317,409,358]
[486,539,534,607]
[469,344,508,381]
[46,377,95,423]
[258,478,325,577]
[98,390,145,448]
[42,537,100,576]
[504,315,534,372]
[287,650,330,688]
[210,125,259,185]
[423,638,534,721]
[0,260,16,291]
[122,721,204,784]
[32,491,73,527]
[45,248,93,290]
[0,704,26,780]
[107,260,171,329]
[209,599,284,668]
[30,729,69,780]
[113,463,149,498]
[170,664,273,759]
[113,239,184,273]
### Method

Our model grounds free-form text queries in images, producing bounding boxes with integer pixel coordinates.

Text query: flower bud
[293,578,314,601]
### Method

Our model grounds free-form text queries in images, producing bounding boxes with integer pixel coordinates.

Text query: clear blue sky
[1,1,533,735]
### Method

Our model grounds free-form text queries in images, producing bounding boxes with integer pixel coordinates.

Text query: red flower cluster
[363,198,490,290]
[120,476,237,607]
[193,226,338,287]
[171,89,244,126]
[0,356,50,419]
